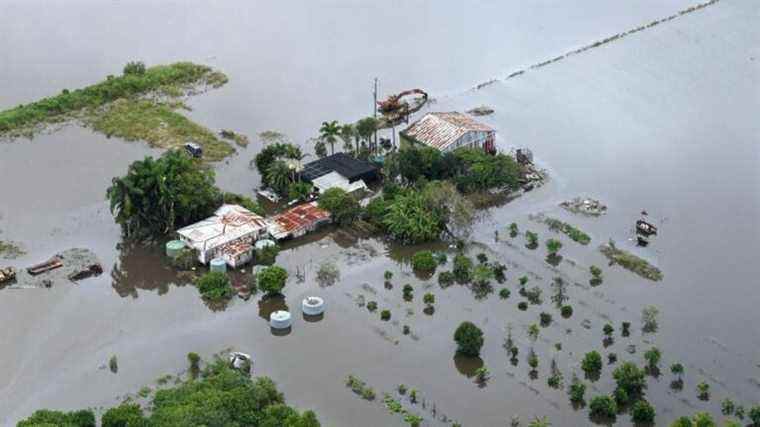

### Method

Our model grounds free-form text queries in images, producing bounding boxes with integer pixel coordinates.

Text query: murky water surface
[1,1,759,426]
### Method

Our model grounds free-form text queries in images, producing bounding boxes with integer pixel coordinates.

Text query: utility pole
[373,77,378,153]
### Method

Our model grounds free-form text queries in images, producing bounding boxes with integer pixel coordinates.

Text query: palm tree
[339,124,355,155]
[319,120,340,155]
[266,160,291,196]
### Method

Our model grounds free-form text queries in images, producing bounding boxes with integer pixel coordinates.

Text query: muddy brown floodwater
[1,1,759,426]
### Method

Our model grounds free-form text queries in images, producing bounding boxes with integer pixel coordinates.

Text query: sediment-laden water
[1,1,758,426]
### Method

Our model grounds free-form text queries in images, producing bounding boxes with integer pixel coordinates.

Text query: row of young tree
[315,117,380,159]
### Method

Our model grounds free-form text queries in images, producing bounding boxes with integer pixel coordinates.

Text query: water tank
[269,310,292,329]
[210,258,227,273]
[166,240,186,258]
[302,296,325,316]
[255,239,276,251]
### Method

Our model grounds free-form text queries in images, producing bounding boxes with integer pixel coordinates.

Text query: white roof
[312,171,368,194]
[402,112,494,151]
[176,205,267,252]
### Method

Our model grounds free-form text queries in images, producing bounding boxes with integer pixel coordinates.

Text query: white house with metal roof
[176,204,268,267]
[400,112,496,153]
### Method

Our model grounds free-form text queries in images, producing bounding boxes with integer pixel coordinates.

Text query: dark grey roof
[300,152,379,182]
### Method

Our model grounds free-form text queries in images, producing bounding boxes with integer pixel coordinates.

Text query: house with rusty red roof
[400,112,496,153]
[266,202,331,241]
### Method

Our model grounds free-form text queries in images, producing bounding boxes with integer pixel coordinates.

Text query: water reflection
[111,242,187,298]
[453,354,484,378]
[303,313,324,323]
[258,294,289,320]
[270,326,292,337]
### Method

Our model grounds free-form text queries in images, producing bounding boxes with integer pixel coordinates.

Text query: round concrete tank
[166,240,185,258]
[302,296,325,316]
[269,310,292,329]
[210,258,227,273]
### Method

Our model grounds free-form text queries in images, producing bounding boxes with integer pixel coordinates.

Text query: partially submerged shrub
[561,305,573,318]
[366,301,378,312]
[195,271,233,302]
[380,310,391,321]
[438,271,455,287]
[109,355,118,374]
[453,321,484,357]
[499,288,511,299]
[453,254,473,283]
[411,250,437,274]
[256,266,288,295]
[589,395,617,420]
[316,261,340,287]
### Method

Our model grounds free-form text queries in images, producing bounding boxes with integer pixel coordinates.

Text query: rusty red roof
[268,202,330,238]
[401,112,494,150]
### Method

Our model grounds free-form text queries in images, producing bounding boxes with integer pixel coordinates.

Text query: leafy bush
[257,266,288,295]
[545,238,562,255]
[17,409,96,427]
[382,191,444,243]
[102,403,147,427]
[518,301,528,311]
[380,310,391,321]
[453,254,473,283]
[539,312,552,327]
[366,301,378,312]
[319,188,361,226]
[499,288,511,299]
[631,399,656,424]
[581,351,603,377]
[316,262,340,286]
[187,352,201,378]
[589,395,617,419]
[568,375,586,403]
[613,362,647,398]
[561,305,573,318]
[109,355,118,374]
[453,321,484,357]
[123,61,147,75]
[438,271,455,287]
[256,244,280,266]
[195,271,233,302]
[423,292,435,306]
[411,251,437,273]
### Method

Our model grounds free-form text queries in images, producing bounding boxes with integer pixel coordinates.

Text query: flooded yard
[1,0,758,426]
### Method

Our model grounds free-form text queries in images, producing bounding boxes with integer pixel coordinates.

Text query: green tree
[670,416,694,427]
[257,266,288,295]
[107,151,219,237]
[318,187,361,226]
[613,362,647,398]
[17,409,96,427]
[266,160,292,196]
[568,374,586,404]
[102,403,148,427]
[588,395,617,420]
[453,254,473,283]
[355,117,379,154]
[644,347,661,370]
[453,321,484,357]
[319,120,340,155]
[423,293,435,307]
[195,271,232,302]
[546,238,562,256]
[123,61,146,76]
[630,399,656,424]
[314,138,327,158]
[748,405,760,425]
[581,351,603,378]
[339,124,355,155]
[383,191,444,243]
[412,251,437,273]
[525,231,539,249]
[288,181,312,203]
[691,412,715,427]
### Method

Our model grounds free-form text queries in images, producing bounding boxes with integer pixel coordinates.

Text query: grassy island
[600,241,663,281]
[0,61,236,161]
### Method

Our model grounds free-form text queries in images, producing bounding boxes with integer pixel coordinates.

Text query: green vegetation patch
[0,239,25,259]
[539,215,591,245]
[89,99,234,161]
[0,61,235,161]
[600,241,663,282]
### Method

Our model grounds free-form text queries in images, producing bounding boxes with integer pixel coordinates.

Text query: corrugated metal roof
[176,205,266,251]
[267,202,331,239]
[401,112,494,150]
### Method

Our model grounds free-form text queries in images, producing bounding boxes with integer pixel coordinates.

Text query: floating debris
[560,197,607,217]
[67,263,104,282]
[636,219,658,236]
[376,89,428,129]
[0,266,16,285]
[466,105,494,116]
[219,129,250,147]
[27,256,63,275]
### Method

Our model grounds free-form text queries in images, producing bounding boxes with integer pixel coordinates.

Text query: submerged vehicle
[184,142,203,158]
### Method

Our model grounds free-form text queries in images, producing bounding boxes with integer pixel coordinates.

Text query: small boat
[636,219,658,236]
[0,267,16,284]
[27,256,63,275]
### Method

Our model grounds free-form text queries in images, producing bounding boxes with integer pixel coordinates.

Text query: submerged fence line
[470,0,722,91]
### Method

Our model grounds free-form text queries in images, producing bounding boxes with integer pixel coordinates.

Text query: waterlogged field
[1,1,758,426]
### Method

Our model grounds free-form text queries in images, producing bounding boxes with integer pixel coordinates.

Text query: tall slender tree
[319,120,340,155]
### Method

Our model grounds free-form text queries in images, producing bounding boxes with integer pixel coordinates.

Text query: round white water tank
[302,296,325,316]
[269,310,292,329]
